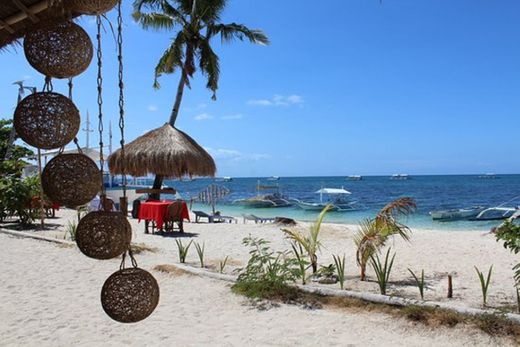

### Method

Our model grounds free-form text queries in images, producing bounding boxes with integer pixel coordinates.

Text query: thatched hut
[108,123,216,179]
[0,1,85,49]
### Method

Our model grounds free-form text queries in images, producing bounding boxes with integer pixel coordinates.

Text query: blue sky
[1,0,520,177]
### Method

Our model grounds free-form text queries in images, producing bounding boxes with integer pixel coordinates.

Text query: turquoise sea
[150,175,520,231]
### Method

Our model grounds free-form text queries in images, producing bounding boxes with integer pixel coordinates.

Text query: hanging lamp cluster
[15,0,158,323]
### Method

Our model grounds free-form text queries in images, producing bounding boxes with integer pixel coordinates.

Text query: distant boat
[267,176,280,181]
[293,187,361,212]
[390,174,410,180]
[233,181,291,208]
[430,206,486,221]
[472,207,518,221]
[348,175,362,181]
[216,176,233,182]
[478,173,498,179]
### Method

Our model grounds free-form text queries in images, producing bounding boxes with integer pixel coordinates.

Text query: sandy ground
[0,232,512,347]
[0,209,519,346]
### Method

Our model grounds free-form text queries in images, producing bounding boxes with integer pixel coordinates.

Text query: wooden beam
[11,0,39,23]
[0,19,15,34]
[0,0,48,31]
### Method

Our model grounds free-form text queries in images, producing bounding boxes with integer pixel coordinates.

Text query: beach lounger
[242,214,275,224]
[193,211,237,224]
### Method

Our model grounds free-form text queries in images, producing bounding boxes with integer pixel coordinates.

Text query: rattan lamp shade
[76,211,132,260]
[101,268,160,323]
[24,21,93,79]
[42,153,100,208]
[69,0,119,15]
[14,92,80,150]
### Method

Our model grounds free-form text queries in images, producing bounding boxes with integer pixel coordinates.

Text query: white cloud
[194,113,214,121]
[184,103,207,112]
[221,114,243,120]
[205,147,271,162]
[247,94,304,107]
[148,105,158,112]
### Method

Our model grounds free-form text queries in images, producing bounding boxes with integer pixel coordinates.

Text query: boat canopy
[315,188,351,195]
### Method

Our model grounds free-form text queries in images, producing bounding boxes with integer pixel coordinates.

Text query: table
[138,200,190,232]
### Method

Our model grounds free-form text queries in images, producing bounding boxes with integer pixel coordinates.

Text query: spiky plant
[219,255,229,274]
[194,241,205,268]
[370,248,396,295]
[175,239,192,263]
[408,268,426,300]
[333,254,346,290]
[475,265,493,306]
[291,242,309,284]
[355,197,416,281]
[282,205,331,273]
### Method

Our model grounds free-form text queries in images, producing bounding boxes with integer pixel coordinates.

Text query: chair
[193,210,213,223]
[242,214,275,224]
[165,200,185,233]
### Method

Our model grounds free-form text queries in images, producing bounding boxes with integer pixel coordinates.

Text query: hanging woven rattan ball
[101,268,160,323]
[76,211,131,260]
[42,153,100,208]
[24,21,93,79]
[69,0,119,15]
[14,92,80,150]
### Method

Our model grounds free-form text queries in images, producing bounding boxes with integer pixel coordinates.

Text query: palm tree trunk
[360,264,366,281]
[311,254,318,273]
[168,68,188,126]
[152,58,188,199]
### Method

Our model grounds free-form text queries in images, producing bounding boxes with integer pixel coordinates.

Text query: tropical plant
[282,205,331,273]
[218,255,229,274]
[333,254,346,290]
[65,221,78,241]
[408,268,426,300]
[232,236,300,299]
[194,241,205,268]
[355,197,416,281]
[175,239,192,263]
[132,0,269,190]
[1,119,34,177]
[370,248,396,295]
[475,265,493,306]
[0,175,40,225]
[291,242,309,284]
[495,220,520,286]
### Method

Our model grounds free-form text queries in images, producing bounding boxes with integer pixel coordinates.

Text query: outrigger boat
[472,207,518,221]
[293,187,361,211]
[430,206,486,221]
[233,181,292,208]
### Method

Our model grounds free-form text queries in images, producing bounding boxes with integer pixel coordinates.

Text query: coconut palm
[282,205,332,274]
[133,0,269,190]
[355,197,416,281]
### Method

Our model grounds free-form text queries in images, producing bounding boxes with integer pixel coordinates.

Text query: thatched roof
[0,1,81,49]
[108,124,216,179]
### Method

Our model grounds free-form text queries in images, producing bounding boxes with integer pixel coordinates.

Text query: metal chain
[43,76,53,92]
[119,248,138,270]
[96,14,105,195]
[117,0,127,198]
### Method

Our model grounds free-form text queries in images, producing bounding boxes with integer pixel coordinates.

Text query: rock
[274,217,296,226]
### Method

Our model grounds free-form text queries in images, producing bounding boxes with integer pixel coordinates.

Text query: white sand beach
[0,209,518,346]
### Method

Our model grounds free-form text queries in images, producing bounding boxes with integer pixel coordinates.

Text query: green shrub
[232,236,300,299]
[496,221,520,286]
[0,175,40,225]
[333,254,346,290]
[408,268,426,300]
[475,265,493,306]
[370,248,396,295]
[175,239,192,263]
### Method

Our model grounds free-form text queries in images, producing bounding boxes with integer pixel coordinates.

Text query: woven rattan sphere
[76,211,131,260]
[14,92,80,150]
[69,0,118,15]
[42,153,100,208]
[101,268,160,323]
[24,21,93,79]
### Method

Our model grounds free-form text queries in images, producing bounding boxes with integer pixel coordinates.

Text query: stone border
[3,227,520,323]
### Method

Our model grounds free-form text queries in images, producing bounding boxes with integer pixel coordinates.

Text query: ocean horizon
[120,174,520,231]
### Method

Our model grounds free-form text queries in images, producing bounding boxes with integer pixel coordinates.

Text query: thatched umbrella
[108,124,215,199]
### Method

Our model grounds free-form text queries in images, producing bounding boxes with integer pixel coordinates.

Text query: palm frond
[378,197,416,219]
[198,38,220,99]
[133,12,178,31]
[208,23,269,45]
[153,31,186,88]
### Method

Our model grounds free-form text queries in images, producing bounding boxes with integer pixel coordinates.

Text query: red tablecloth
[138,200,190,229]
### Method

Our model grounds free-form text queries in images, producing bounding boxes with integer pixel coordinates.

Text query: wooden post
[447,275,453,298]
[37,148,45,230]
[119,197,128,215]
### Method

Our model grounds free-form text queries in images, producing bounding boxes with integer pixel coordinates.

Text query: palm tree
[355,197,416,281]
[133,0,269,189]
[282,205,332,274]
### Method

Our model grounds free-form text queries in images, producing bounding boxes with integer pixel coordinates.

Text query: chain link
[96,14,105,195]
[117,0,127,198]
